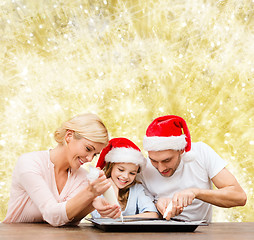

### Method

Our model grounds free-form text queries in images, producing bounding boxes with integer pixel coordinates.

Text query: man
[139,115,247,222]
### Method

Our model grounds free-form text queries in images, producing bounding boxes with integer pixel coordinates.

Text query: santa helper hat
[96,137,146,169]
[143,115,195,161]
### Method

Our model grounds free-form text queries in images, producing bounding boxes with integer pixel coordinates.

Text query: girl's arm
[126,211,159,218]
[133,184,159,218]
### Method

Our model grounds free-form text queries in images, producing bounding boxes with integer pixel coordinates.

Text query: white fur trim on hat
[105,147,146,168]
[143,134,187,151]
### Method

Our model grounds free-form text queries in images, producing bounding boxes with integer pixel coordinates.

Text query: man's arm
[194,167,247,207]
[161,167,247,220]
[172,167,247,209]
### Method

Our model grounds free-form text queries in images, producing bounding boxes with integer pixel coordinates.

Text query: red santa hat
[96,137,146,169]
[143,115,195,161]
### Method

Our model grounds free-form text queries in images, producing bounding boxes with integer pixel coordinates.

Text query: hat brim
[105,147,146,168]
[143,134,187,151]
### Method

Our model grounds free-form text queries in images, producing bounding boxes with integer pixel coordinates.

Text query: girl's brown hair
[104,162,140,210]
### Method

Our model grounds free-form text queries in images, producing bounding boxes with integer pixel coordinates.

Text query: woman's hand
[93,197,121,219]
[87,170,111,198]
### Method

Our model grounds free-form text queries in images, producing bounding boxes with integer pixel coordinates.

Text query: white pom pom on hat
[143,115,195,162]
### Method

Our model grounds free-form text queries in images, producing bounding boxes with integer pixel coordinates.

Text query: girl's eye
[130,172,136,175]
[118,168,124,172]
[86,147,91,152]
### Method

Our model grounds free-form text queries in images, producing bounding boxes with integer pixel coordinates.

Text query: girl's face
[111,163,139,189]
[65,131,105,170]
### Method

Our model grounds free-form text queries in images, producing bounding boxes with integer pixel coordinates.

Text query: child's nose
[122,172,128,178]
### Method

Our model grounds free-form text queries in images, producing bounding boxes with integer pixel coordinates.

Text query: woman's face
[66,131,105,170]
[111,163,139,189]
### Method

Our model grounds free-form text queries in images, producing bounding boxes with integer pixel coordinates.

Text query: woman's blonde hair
[54,113,109,145]
[104,162,140,209]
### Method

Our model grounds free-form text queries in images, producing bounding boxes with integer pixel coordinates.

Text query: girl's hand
[88,170,111,198]
[93,197,121,219]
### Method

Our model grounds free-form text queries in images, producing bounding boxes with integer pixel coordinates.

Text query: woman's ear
[65,130,74,144]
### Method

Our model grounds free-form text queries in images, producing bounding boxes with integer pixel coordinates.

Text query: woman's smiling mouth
[78,157,85,165]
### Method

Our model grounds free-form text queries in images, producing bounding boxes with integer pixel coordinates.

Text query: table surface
[0,222,253,240]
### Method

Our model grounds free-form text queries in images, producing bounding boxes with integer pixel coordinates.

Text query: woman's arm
[68,202,94,224]
[19,169,111,226]
[65,171,112,220]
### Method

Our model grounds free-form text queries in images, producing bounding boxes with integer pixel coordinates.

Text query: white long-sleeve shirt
[3,150,88,226]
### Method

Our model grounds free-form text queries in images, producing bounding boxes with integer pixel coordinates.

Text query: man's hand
[156,198,183,220]
[92,197,121,219]
[157,188,198,220]
[171,188,197,209]
[156,198,171,219]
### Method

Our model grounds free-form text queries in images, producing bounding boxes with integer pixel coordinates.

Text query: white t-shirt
[139,142,227,222]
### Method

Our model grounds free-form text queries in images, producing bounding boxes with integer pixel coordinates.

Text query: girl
[91,137,158,218]
[3,113,120,226]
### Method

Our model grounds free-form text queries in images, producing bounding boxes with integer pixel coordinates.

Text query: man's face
[148,149,183,177]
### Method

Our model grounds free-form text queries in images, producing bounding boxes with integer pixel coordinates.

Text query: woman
[3,113,120,226]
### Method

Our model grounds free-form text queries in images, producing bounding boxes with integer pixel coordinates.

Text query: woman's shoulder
[20,150,48,158]
[16,150,50,173]
[18,150,49,163]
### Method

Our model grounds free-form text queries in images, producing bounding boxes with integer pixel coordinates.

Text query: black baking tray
[86,218,208,232]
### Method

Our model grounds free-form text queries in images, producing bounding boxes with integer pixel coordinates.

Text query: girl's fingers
[108,207,121,219]
[101,206,120,218]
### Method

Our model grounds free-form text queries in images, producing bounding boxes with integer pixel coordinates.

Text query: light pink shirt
[3,150,89,226]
